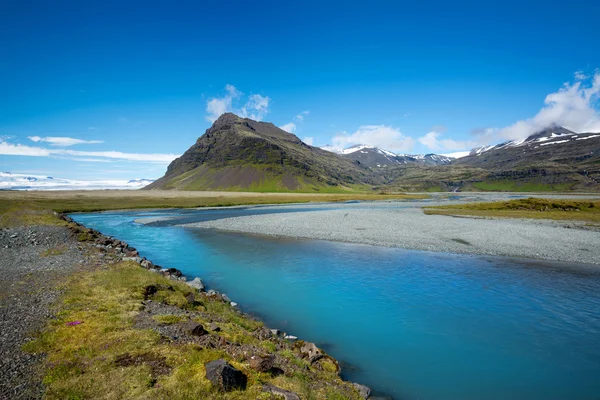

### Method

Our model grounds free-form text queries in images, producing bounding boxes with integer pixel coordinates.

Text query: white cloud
[418,130,475,152]
[302,137,314,146]
[494,71,600,141]
[205,84,242,123]
[294,111,310,122]
[280,122,296,133]
[0,140,179,163]
[330,125,415,152]
[240,94,271,121]
[205,85,271,122]
[280,111,310,133]
[28,136,104,147]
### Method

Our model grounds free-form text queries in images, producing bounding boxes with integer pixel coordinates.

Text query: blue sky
[1,0,600,180]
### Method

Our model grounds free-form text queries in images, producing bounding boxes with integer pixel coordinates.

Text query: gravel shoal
[0,225,85,400]
[181,203,600,265]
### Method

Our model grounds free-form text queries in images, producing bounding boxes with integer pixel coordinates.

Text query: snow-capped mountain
[456,126,600,173]
[322,145,453,169]
[0,172,154,190]
[467,126,599,157]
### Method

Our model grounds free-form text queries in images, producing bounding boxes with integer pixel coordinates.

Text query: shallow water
[72,206,600,400]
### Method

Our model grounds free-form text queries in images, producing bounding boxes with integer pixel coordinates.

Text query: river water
[71,205,600,400]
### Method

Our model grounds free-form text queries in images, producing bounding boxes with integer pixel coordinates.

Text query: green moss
[472,180,574,192]
[424,198,600,222]
[40,245,68,257]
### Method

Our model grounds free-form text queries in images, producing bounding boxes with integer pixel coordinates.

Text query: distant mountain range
[0,172,154,190]
[145,115,599,193]
[324,144,453,169]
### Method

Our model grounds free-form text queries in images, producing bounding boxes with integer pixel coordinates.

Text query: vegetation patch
[40,245,68,257]
[424,198,600,223]
[0,190,427,215]
[23,260,361,399]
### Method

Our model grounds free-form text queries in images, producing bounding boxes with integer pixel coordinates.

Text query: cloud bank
[205,85,271,122]
[28,136,104,146]
[0,140,179,163]
[329,125,415,153]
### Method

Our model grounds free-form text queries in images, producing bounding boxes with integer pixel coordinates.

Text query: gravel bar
[180,200,600,265]
[0,225,86,399]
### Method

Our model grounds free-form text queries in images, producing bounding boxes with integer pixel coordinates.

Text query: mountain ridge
[145,113,379,192]
[147,116,600,192]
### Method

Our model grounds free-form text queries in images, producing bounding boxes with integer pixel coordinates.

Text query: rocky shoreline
[57,213,374,399]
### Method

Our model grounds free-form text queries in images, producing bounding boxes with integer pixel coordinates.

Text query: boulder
[300,342,322,362]
[168,268,182,277]
[186,292,196,305]
[352,383,372,399]
[143,285,157,298]
[249,354,274,372]
[140,259,154,269]
[185,323,208,337]
[209,322,221,332]
[262,384,300,400]
[186,277,205,292]
[123,256,142,263]
[125,250,139,257]
[284,335,298,340]
[204,359,247,391]
[221,293,232,303]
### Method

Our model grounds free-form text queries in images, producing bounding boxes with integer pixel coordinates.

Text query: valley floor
[178,194,600,266]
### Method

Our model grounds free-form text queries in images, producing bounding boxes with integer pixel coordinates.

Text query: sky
[1,0,600,181]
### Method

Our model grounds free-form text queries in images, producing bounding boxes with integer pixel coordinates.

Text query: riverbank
[0,189,426,214]
[179,200,600,265]
[0,208,369,399]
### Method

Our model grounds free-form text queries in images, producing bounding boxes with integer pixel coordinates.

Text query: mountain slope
[325,145,453,169]
[146,113,377,191]
[386,126,600,192]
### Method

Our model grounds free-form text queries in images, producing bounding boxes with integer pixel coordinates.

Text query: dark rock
[143,285,158,298]
[262,384,300,400]
[167,268,182,277]
[125,250,139,257]
[185,292,196,305]
[204,359,247,391]
[185,323,208,337]
[209,322,221,332]
[249,354,274,372]
[352,382,372,399]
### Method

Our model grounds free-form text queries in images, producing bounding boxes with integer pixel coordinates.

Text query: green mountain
[145,113,378,192]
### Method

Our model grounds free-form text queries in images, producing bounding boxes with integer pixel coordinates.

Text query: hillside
[146,113,378,192]
[333,145,453,170]
[387,126,600,192]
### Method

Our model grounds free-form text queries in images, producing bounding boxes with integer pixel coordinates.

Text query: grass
[24,260,359,399]
[424,197,600,223]
[0,190,426,218]
[40,245,68,257]
[471,180,575,192]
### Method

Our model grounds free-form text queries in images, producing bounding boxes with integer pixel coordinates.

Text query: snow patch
[0,172,154,190]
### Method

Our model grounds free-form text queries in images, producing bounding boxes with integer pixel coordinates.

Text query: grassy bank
[424,198,600,223]
[0,190,426,215]
[25,260,358,399]
[12,210,364,399]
